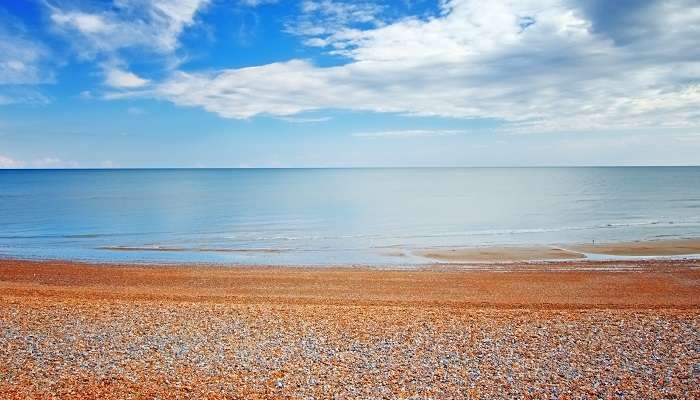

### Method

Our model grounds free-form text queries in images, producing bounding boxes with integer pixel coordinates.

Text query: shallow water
[1,167,699,264]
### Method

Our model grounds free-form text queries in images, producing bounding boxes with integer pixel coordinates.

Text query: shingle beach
[1,259,698,399]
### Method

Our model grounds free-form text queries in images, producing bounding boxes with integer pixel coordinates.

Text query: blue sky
[0,0,699,168]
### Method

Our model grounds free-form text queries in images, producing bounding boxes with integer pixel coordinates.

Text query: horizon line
[1,165,699,171]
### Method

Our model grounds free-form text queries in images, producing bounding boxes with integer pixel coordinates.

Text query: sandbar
[570,238,700,256]
[416,246,585,262]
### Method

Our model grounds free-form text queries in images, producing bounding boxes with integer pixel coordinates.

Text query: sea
[1,167,699,265]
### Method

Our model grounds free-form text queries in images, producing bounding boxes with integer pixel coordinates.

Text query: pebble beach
[1,259,699,399]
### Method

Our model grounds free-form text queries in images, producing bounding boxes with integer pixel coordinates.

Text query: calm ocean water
[1,167,699,264]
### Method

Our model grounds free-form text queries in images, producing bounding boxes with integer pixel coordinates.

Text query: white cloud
[0,88,50,105]
[100,160,118,168]
[0,155,80,169]
[240,0,278,6]
[51,12,111,34]
[278,116,332,123]
[0,22,51,85]
[49,0,210,57]
[0,49,48,85]
[286,1,385,40]
[105,67,150,88]
[353,129,465,138]
[117,0,700,134]
[31,157,79,168]
[0,154,24,168]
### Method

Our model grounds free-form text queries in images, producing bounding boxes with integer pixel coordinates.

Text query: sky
[0,0,699,168]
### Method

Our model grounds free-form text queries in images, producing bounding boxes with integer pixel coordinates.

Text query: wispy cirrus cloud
[126,0,700,134]
[0,31,51,85]
[0,11,54,104]
[48,0,210,56]
[239,0,278,6]
[47,0,210,88]
[0,88,50,106]
[285,0,386,46]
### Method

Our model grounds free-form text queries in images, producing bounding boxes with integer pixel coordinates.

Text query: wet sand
[570,238,700,256]
[416,239,700,262]
[417,246,585,262]
[1,259,699,398]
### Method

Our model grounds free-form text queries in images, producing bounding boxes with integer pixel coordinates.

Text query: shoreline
[4,237,700,266]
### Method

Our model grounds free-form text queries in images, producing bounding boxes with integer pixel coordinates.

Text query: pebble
[0,258,699,399]
[1,299,699,399]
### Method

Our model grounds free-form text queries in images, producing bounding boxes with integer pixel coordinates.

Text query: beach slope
[1,259,698,398]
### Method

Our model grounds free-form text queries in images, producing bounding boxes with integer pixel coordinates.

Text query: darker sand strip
[416,246,585,262]
[571,238,700,256]
[0,259,698,308]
